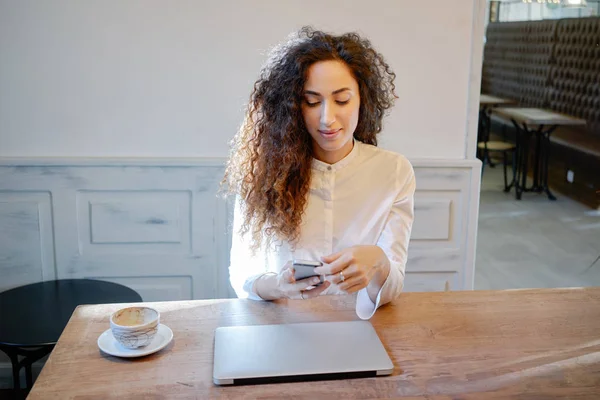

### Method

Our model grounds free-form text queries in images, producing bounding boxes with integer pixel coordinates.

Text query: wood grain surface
[28,288,600,399]
[479,94,514,106]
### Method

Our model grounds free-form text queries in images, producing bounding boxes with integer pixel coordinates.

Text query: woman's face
[301,60,360,164]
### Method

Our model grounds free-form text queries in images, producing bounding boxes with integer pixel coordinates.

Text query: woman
[222,26,415,320]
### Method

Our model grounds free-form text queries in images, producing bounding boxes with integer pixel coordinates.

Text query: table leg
[507,148,518,193]
[509,121,558,201]
[502,126,517,194]
[540,125,558,200]
[0,344,55,390]
[511,120,531,200]
[25,362,33,388]
[0,345,22,390]
[532,126,543,189]
[521,128,531,199]
[9,352,21,390]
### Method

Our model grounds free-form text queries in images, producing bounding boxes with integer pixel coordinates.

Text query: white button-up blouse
[229,140,416,319]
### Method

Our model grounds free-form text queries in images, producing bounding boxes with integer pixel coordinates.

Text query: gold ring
[339,271,345,282]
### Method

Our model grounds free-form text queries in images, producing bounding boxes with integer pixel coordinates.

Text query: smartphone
[292,259,324,284]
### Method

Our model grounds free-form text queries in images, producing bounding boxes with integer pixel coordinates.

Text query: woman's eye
[304,99,349,107]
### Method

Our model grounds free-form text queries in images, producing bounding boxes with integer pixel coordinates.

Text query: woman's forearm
[254,273,281,300]
[366,252,391,303]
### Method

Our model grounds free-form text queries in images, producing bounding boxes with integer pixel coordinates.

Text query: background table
[0,279,142,391]
[492,107,586,200]
[479,94,514,106]
[28,287,600,399]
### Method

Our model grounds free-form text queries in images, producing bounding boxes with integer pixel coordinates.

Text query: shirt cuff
[242,272,276,301]
[355,265,398,320]
[355,286,382,320]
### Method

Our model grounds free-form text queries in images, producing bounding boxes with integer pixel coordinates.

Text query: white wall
[0,0,482,160]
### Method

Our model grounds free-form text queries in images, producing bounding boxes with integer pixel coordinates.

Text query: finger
[293,276,324,291]
[315,253,352,275]
[282,267,295,284]
[320,251,343,264]
[330,265,361,284]
[337,274,369,292]
[301,281,331,299]
[340,282,365,294]
[327,264,378,285]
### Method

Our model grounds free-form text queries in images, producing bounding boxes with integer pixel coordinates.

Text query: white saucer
[98,323,173,358]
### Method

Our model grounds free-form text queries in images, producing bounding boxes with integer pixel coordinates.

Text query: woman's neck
[313,139,354,165]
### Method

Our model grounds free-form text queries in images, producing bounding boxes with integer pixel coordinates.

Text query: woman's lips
[319,128,342,139]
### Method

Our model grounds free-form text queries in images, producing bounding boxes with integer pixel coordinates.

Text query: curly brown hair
[221,26,398,251]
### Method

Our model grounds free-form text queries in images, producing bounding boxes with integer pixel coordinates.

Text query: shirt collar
[311,139,361,172]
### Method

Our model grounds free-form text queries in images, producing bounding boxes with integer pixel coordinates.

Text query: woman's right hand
[255,262,331,300]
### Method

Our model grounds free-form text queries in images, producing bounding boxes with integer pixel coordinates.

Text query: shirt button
[327,166,332,171]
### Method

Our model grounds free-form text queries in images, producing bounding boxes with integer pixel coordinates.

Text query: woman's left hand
[313,245,390,294]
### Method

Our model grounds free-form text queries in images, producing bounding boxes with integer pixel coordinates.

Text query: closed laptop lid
[213,320,393,385]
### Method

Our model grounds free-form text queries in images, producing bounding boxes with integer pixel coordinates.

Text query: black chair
[477,109,517,192]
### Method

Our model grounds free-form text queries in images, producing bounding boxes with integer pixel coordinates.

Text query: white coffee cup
[110,306,159,349]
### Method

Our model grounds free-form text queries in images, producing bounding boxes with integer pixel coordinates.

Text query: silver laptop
[213,320,393,385]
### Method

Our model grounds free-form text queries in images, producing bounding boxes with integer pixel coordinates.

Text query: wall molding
[0,157,228,167]
[0,156,481,386]
[0,156,481,296]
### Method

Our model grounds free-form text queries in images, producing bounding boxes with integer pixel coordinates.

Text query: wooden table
[479,94,514,106]
[492,107,587,201]
[29,288,600,399]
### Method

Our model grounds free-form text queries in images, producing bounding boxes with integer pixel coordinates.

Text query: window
[489,0,599,22]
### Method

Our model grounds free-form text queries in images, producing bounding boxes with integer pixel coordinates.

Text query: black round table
[0,279,142,390]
